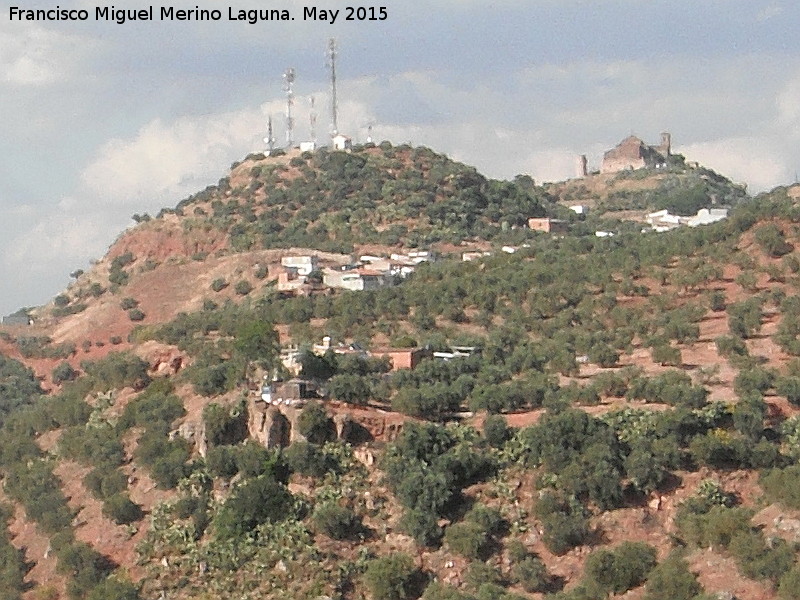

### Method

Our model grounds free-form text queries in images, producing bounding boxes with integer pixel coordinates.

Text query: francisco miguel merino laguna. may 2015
[8,5,388,24]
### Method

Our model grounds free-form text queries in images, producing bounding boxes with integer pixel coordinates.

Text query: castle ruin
[601,132,671,174]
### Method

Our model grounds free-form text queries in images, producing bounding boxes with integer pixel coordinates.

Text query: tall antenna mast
[283,67,296,147]
[327,38,338,137]
[264,115,275,155]
[309,96,317,145]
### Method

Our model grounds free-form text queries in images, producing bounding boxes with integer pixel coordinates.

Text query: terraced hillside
[2,144,800,600]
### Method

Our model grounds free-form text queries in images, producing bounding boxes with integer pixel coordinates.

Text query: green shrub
[584,542,657,594]
[642,554,702,600]
[86,576,141,600]
[205,445,239,479]
[754,223,793,257]
[760,465,800,509]
[729,530,794,582]
[445,521,489,559]
[127,308,146,322]
[213,474,294,539]
[83,466,127,500]
[778,566,800,599]
[234,280,253,295]
[421,582,472,600]
[363,553,418,600]
[297,402,334,444]
[211,278,228,292]
[512,555,550,593]
[52,362,78,384]
[56,541,111,599]
[119,297,139,310]
[533,492,590,555]
[203,401,247,446]
[483,414,510,447]
[102,493,143,525]
[284,441,335,478]
[311,502,361,540]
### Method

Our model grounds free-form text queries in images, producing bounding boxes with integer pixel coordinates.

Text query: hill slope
[2,146,800,600]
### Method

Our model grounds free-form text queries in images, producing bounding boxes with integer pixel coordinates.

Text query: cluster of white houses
[276,250,438,295]
[645,207,729,232]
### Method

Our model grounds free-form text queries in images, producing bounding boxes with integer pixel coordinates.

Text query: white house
[569,205,589,216]
[462,251,492,262]
[687,208,728,227]
[332,134,352,151]
[281,255,318,276]
[323,268,391,291]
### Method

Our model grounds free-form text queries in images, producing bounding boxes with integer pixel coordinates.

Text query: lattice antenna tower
[283,67,296,147]
[327,38,338,137]
[309,96,317,145]
[264,115,276,155]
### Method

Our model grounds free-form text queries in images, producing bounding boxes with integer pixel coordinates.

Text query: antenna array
[283,67,296,147]
[309,96,317,145]
[264,115,275,155]
[327,38,338,137]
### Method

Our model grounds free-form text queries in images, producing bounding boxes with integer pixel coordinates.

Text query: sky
[1,0,799,316]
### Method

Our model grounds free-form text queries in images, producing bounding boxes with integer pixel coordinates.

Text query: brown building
[369,347,430,371]
[601,133,671,173]
[527,217,569,234]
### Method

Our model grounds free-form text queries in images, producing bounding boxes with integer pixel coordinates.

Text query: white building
[687,208,728,227]
[645,207,729,232]
[323,267,391,291]
[332,134,352,151]
[281,255,318,276]
[569,205,589,216]
[462,251,492,262]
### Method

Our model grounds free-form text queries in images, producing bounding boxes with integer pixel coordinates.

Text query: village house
[1,312,32,326]
[281,255,318,276]
[527,217,569,234]
[322,267,393,291]
[601,133,671,174]
[359,256,416,278]
[569,205,589,216]
[433,345,481,361]
[462,250,492,262]
[332,134,352,151]
[368,347,431,371]
[260,377,321,407]
[389,250,437,264]
[687,207,729,227]
[645,207,729,232]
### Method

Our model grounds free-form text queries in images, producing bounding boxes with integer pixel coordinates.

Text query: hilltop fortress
[601,132,672,174]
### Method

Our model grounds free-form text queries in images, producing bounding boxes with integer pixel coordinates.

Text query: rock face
[246,395,401,449]
[248,398,305,448]
[173,421,207,456]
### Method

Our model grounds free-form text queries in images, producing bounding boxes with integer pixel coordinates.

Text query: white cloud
[777,73,800,137]
[0,23,95,86]
[757,2,784,21]
[680,137,790,192]
[3,210,109,272]
[80,104,283,208]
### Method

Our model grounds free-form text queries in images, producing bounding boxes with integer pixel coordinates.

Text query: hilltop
[2,143,800,600]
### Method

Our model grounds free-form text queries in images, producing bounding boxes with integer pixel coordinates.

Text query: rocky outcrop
[248,398,304,448]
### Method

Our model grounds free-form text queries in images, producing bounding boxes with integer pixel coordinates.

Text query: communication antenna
[264,115,275,155]
[327,38,338,137]
[309,96,317,145]
[363,121,375,144]
[283,67,296,147]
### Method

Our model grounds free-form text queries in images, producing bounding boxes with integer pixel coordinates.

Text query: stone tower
[575,154,588,178]
[660,132,671,156]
